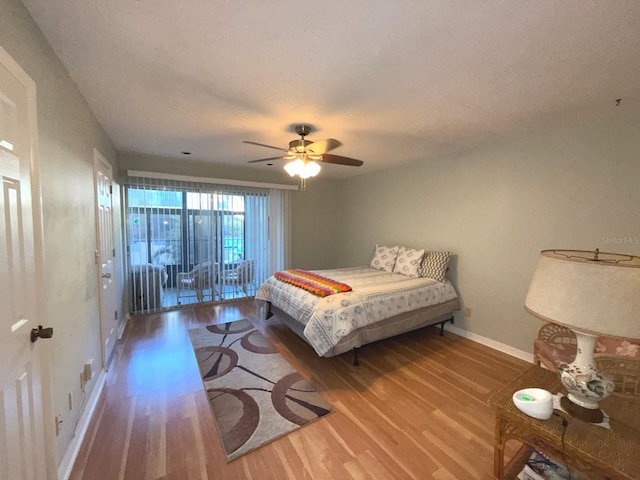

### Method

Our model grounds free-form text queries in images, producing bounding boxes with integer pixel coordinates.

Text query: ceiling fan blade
[247,156,284,163]
[307,138,342,155]
[243,140,287,152]
[321,154,364,167]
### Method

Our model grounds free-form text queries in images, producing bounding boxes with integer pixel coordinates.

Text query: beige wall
[290,179,342,269]
[336,107,640,352]
[1,0,121,466]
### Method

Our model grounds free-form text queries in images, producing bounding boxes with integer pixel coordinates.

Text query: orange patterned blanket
[274,269,352,297]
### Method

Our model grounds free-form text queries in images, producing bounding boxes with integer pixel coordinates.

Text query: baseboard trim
[57,369,106,480]
[443,323,534,363]
[118,313,130,340]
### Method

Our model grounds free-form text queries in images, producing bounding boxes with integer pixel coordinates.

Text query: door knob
[31,325,54,343]
[102,273,112,279]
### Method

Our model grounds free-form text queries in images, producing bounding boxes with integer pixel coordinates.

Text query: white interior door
[0,48,55,479]
[94,149,118,368]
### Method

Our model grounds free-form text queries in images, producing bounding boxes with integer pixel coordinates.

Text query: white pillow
[419,251,452,282]
[393,246,425,277]
[369,244,400,272]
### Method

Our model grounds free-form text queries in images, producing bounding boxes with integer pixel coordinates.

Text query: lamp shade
[525,249,640,338]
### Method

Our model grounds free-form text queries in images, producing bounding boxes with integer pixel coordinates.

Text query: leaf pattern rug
[188,319,332,461]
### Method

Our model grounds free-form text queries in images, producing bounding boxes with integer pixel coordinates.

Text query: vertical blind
[125,175,291,314]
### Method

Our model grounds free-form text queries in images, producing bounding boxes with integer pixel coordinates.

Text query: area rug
[188,319,332,461]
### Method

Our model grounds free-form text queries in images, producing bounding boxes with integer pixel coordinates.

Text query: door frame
[0,45,57,478]
[93,148,118,368]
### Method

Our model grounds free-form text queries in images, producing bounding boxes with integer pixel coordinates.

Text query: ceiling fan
[244,125,363,189]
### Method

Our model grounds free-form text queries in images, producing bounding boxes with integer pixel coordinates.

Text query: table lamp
[525,249,640,423]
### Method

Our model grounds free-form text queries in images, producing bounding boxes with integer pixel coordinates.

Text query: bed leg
[352,347,360,367]
[439,316,454,336]
[265,302,273,320]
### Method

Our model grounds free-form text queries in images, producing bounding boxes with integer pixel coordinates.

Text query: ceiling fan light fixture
[284,158,305,177]
[306,160,321,177]
[245,125,362,189]
[284,158,321,179]
[289,139,312,153]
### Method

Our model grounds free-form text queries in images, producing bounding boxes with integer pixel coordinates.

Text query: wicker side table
[489,365,640,479]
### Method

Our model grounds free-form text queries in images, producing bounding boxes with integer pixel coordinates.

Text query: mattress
[255,266,459,356]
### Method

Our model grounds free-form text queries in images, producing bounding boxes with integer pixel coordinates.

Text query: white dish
[512,388,553,420]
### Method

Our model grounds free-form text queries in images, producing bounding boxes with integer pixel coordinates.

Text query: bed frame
[265,297,461,366]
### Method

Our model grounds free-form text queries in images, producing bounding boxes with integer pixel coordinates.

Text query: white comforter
[255,266,458,356]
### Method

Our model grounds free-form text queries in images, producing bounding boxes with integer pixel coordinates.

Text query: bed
[255,264,461,364]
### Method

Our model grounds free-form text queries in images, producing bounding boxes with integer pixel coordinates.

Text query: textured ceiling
[22,0,640,178]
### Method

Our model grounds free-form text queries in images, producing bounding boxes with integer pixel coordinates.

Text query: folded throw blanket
[274,269,352,297]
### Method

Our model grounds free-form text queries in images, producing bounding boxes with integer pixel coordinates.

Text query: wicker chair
[218,259,256,298]
[176,262,218,303]
[534,322,640,399]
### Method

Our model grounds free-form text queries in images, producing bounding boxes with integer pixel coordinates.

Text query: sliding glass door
[125,178,284,314]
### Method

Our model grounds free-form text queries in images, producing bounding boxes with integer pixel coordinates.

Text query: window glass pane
[128,188,182,208]
[128,214,148,265]
[125,181,273,312]
[188,212,213,264]
[150,213,182,265]
[223,213,244,263]
[214,194,244,212]
[186,192,211,210]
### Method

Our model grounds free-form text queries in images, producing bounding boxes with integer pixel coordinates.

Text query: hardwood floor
[69,300,530,480]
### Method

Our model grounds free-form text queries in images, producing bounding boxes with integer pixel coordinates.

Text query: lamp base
[556,330,615,417]
[560,396,604,423]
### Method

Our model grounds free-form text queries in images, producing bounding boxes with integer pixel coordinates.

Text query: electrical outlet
[83,360,94,384]
[464,306,472,318]
[80,371,85,390]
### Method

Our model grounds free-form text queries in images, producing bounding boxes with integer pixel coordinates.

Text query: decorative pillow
[369,245,400,272]
[393,246,425,277]
[419,251,452,282]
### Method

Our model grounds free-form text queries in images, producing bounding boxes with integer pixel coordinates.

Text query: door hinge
[113,248,116,257]
[109,185,113,194]
[94,250,100,264]
[114,310,118,320]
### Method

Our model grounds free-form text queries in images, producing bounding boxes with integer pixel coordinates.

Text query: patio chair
[218,259,256,298]
[176,262,218,303]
